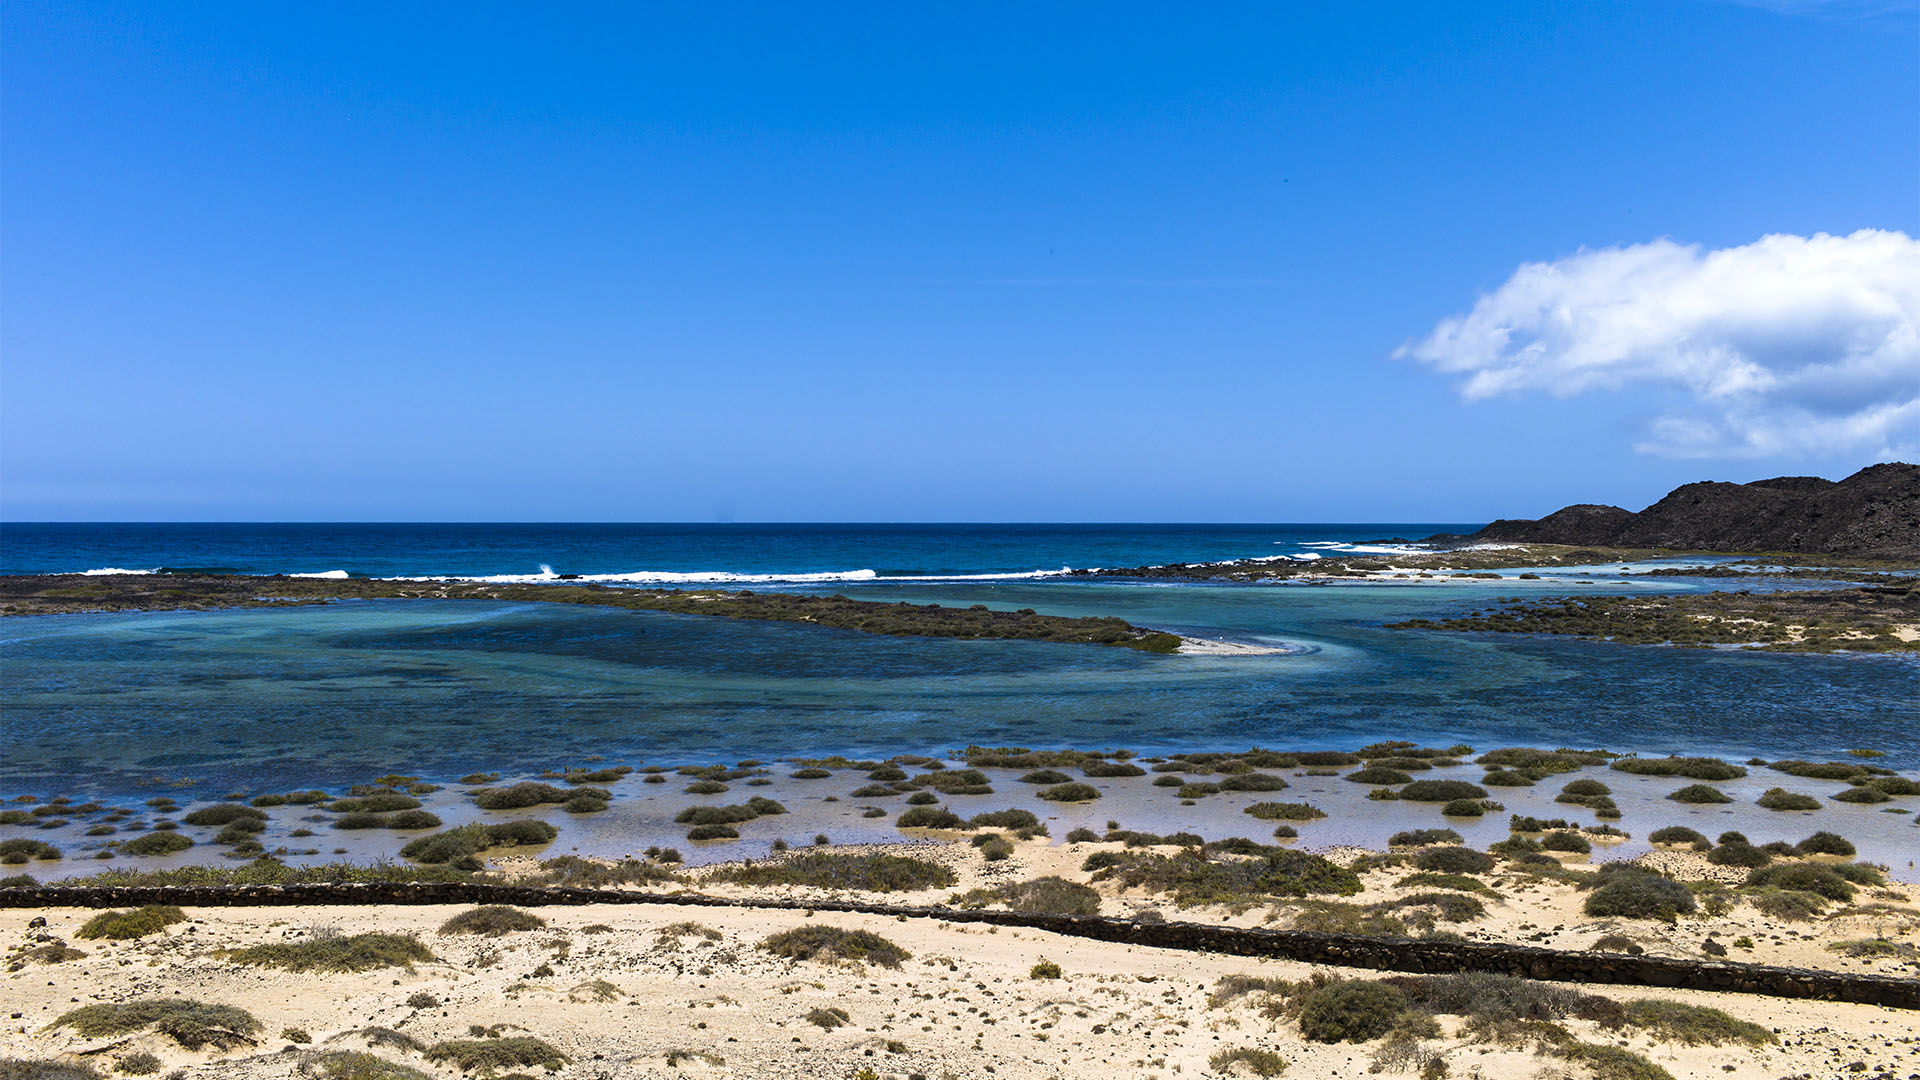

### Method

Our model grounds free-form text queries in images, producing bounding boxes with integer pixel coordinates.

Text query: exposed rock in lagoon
[0,573,1185,652]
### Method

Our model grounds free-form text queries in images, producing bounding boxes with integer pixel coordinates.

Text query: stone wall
[3,882,1913,1009]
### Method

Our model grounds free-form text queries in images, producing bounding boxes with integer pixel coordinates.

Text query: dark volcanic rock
[1473,463,1920,558]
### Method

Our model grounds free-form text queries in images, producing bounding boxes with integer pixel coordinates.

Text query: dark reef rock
[1473,463,1920,558]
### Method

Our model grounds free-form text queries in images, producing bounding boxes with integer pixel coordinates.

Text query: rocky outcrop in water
[1472,463,1920,558]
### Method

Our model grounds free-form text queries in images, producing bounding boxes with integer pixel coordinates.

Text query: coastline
[0,574,1186,653]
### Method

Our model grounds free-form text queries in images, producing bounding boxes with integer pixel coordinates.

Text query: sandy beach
[6,843,1919,1078]
[7,802,1918,1079]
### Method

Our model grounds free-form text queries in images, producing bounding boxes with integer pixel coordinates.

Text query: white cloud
[1396,229,1920,459]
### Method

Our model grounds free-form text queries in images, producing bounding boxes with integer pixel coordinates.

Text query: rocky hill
[1472,463,1920,558]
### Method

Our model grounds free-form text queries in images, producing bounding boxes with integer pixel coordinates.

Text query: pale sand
[1174,637,1294,656]
[6,838,1918,1079]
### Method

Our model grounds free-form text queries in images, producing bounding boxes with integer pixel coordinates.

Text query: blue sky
[3,1,1916,521]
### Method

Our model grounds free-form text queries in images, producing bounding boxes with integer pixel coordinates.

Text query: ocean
[2,522,1917,798]
[0,521,1469,581]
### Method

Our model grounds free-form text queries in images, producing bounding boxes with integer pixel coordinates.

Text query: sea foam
[80,567,157,576]
[387,565,1084,586]
[1301,541,1435,556]
[392,566,885,585]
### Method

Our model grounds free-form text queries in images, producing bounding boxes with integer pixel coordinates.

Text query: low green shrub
[52,1000,261,1050]
[1399,780,1487,802]
[1582,869,1696,921]
[1555,1042,1675,1080]
[1647,826,1709,849]
[76,905,185,940]
[1832,786,1889,804]
[119,832,192,856]
[1244,801,1325,821]
[1667,784,1732,804]
[968,808,1039,830]
[761,925,910,967]
[1705,843,1770,868]
[181,804,267,827]
[897,806,964,829]
[399,822,556,864]
[952,875,1101,915]
[913,769,993,795]
[1795,831,1855,856]
[250,790,328,808]
[1380,891,1487,922]
[299,1051,433,1080]
[1746,888,1829,920]
[675,803,759,825]
[0,1061,100,1080]
[1611,756,1745,780]
[1391,970,1622,1026]
[1441,799,1487,816]
[1088,847,1359,905]
[708,852,955,892]
[1035,782,1099,802]
[1481,769,1534,787]
[438,905,547,936]
[1220,773,1288,791]
[1475,747,1610,775]
[1541,831,1592,854]
[1346,767,1414,785]
[1398,872,1491,893]
[225,933,434,972]
[1859,775,1920,796]
[1296,980,1406,1042]
[1389,829,1462,847]
[1756,788,1820,811]
[1769,760,1867,780]
[1622,999,1774,1046]
[537,854,681,887]
[1745,863,1854,901]
[423,1037,568,1074]
[1019,769,1072,784]
[327,794,421,814]
[1207,1048,1288,1077]
[473,782,604,810]
[1412,846,1493,874]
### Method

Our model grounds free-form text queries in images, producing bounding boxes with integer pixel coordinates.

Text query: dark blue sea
[0,521,1465,581]
[3,522,1916,797]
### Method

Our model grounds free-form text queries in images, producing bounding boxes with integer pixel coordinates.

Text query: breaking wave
[1299,541,1435,556]
[387,564,1082,585]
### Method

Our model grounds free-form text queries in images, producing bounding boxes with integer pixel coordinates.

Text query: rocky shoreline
[0,573,1184,652]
